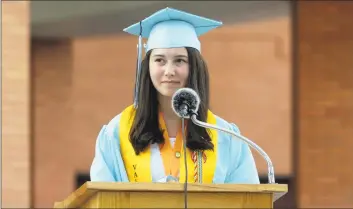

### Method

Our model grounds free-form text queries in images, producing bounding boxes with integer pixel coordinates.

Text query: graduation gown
[90,105,260,184]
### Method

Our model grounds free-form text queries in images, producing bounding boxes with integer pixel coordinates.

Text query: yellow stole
[119,105,218,183]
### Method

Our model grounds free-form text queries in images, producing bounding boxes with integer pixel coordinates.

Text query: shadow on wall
[32,1,290,38]
[76,173,296,209]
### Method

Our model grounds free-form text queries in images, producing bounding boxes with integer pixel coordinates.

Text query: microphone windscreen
[171,88,200,118]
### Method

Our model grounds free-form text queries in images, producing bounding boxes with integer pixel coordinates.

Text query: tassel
[134,22,143,108]
[191,151,198,183]
[192,151,204,183]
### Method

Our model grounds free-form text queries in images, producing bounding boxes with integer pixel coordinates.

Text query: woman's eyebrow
[174,55,188,58]
[152,54,188,58]
[152,54,165,57]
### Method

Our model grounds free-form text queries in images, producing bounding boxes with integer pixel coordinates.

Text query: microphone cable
[181,117,188,209]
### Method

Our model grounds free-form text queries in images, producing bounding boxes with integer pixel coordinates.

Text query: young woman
[90,7,260,184]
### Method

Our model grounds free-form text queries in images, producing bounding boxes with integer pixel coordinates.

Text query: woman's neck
[158,94,180,137]
[158,94,179,120]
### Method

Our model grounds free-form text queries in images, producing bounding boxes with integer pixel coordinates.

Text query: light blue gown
[90,111,260,184]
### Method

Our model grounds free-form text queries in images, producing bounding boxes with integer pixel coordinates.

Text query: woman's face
[149,47,189,97]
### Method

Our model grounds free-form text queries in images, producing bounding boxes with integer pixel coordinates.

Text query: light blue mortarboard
[123,7,223,106]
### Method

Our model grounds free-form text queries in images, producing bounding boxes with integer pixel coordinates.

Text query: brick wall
[32,38,74,208]
[2,1,31,207]
[297,1,353,207]
[201,17,292,176]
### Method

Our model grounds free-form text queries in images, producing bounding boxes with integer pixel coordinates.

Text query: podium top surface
[55,182,288,208]
[85,181,287,192]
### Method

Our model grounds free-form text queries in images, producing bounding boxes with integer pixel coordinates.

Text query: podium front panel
[82,191,273,208]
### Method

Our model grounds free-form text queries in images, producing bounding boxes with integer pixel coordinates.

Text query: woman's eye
[176,59,186,63]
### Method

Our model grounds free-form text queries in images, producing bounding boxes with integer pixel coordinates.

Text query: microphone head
[171,88,200,118]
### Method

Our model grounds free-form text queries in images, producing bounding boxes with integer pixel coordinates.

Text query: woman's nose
[164,63,176,76]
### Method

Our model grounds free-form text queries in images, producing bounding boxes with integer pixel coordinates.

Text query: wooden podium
[54,182,287,208]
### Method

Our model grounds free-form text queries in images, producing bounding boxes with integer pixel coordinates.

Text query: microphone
[171,88,276,184]
[171,88,200,209]
[171,88,200,118]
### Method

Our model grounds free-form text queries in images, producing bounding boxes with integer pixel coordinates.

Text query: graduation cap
[123,7,223,106]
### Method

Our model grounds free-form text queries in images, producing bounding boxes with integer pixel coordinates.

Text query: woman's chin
[158,87,181,97]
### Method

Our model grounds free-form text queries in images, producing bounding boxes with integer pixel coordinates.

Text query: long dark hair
[129,47,214,155]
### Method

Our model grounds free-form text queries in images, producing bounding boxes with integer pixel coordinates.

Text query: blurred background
[2,0,352,208]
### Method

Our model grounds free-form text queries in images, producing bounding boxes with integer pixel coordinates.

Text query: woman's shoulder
[211,112,241,134]
[103,104,136,139]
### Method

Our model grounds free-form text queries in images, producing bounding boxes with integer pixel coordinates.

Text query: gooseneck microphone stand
[189,113,276,184]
